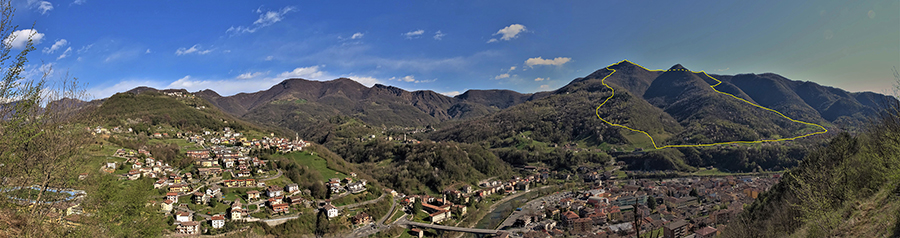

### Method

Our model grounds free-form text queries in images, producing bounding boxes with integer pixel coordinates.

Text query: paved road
[259,169,283,181]
[257,215,300,226]
[377,197,397,225]
[347,212,404,238]
[397,219,499,235]
[496,188,551,230]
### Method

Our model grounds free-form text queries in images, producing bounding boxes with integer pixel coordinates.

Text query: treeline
[289,116,514,195]
[96,91,250,132]
[493,147,611,171]
[272,157,329,199]
[722,101,900,237]
[430,91,627,146]
[354,141,514,195]
[106,135,193,169]
[616,144,813,172]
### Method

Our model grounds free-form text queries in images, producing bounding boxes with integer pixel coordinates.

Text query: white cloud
[440,91,461,97]
[86,66,389,99]
[488,24,527,43]
[254,6,294,25]
[184,66,335,94]
[265,55,274,61]
[77,44,93,54]
[403,29,424,39]
[539,84,550,90]
[56,47,71,60]
[277,66,326,79]
[175,44,213,56]
[42,39,67,54]
[509,66,516,71]
[18,63,54,82]
[494,73,510,80]
[4,29,44,49]
[164,75,281,96]
[433,30,445,40]
[27,0,53,15]
[342,75,382,87]
[145,49,151,54]
[104,49,140,62]
[227,6,295,35]
[71,0,85,5]
[351,32,364,39]
[525,57,571,67]
[236,71,267,80]
[389,75,435,83]
[534,77,546,82]
[86,79,166,99]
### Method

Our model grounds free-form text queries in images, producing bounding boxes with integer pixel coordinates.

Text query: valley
[1,61,896,238]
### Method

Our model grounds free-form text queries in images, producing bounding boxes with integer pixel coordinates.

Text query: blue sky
[8,0,899,99]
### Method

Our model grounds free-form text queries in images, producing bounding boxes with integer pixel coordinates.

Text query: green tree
[315,208,329,237]
[80,174,168,237]
[647,196,657,211]
[412,200,423,218]
[0,0,91,235]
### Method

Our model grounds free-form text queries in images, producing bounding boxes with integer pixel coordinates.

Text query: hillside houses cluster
[97,126,320,235]
[401,195,466,223]
[395,174,544,225]
[508,174,778,237]
[325,177,368,194]
[185,127,309,153]
[105,149,180,181]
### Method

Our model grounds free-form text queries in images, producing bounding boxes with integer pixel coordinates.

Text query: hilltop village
[33,125,779,237]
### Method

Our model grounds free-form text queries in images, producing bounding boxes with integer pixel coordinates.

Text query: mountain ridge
[114,60,894,148]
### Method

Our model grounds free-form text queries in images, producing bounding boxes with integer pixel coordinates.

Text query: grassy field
[147,138,201,151]
[622,130,655,150]
[260,175,291,188]
[641,227,664,238]
[80,139,127,173]
[389,209,405,223]
[275,151,347,180]
[692,167,732,176]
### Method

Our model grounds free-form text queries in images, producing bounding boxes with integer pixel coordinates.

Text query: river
[474,190,542,230]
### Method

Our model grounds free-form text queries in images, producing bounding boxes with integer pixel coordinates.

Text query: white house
[161,199,174,212]
[175,211,192,223]
[211,214,225,229]
[323,203,339,218]
[267,186,283,197]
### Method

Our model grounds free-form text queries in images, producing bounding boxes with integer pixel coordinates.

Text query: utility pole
[634,206,642,238]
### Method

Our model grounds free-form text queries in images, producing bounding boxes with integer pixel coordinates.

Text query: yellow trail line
[594,60,828,149]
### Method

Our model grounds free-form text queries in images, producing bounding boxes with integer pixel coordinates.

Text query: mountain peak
[668,64,689,71]
[612,60,639,67]
[126,86,160,95]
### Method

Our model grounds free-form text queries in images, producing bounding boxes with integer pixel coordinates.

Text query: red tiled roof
[696,226,717,236]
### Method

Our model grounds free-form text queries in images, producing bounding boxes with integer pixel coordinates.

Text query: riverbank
[448,185,554,238]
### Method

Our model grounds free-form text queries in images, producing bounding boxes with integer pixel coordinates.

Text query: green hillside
[95,90,273,134]
[722,102,900,237]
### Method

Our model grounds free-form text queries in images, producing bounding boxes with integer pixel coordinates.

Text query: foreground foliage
[723,100,900,237]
